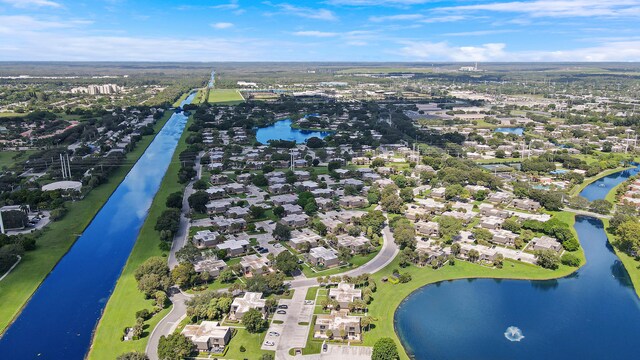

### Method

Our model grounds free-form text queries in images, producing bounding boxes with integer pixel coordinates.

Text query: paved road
[168,152,202,269]
[287,220,398,289]
[145,287,192,360]
[563,207,612,220]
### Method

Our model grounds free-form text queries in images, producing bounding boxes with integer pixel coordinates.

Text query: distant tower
[474,62,478,71]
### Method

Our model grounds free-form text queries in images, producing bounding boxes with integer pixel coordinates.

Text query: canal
[394,166,640,359]
[0,92,196,359]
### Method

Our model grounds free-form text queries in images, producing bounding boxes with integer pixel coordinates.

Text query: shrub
[561,253,581,267]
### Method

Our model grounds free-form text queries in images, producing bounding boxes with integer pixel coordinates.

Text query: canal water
[394,166,640,359]
[256,119,331,144]
[0,93,196,359]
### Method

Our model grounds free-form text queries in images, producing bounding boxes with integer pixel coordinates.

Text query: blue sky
[1,0,640,61]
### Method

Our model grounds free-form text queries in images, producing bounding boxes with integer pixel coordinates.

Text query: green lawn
[87,115,193,360]
[305,287,319,301]
[207,89,245,105]
[225,328,274,360]
[0,111,174,336]
[0,150,36,169]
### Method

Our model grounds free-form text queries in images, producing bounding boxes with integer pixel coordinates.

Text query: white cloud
[398,38,640,61]
[443,29,515,37]
[0,0,62,8]
[369,14,424,22]
[369,13,469,23]
[437,0,640,18]
[400,41,507,61]
[211,22,234,29]
[0,16,91,34]
[265,2,337,21]
[292,31,339,37]
[212,0,240,10]
[327,0,433,5]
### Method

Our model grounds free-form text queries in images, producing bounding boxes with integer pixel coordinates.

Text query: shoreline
[0,109,175,336]
[87,114,194,360]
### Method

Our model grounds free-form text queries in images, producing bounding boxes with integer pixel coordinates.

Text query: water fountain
[504,326,525,342]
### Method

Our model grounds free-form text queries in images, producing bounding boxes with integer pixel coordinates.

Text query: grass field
[207,89,244,105]
[0,111,174,336]
[0,150,36,169]
[87,116,193,359]
[192,88,244,105]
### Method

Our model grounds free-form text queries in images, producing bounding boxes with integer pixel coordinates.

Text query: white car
[268,331,280,337]
[264,341,275,346]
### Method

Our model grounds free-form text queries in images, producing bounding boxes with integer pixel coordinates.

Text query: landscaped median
[0,110,174,336]
[87,116,193,360]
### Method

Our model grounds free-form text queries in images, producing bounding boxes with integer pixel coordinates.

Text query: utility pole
[66,153,72,179]
[60,154,66,179]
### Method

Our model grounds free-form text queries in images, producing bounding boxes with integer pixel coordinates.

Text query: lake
[0,92,196,359]
[394,166,640,360]
[256,119,331,144]
[495,127,524,136]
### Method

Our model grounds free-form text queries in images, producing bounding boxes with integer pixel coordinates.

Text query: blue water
[256,119,331,144]
[394,166,640,360]
[0,92,195,359]
[495,127,524,136]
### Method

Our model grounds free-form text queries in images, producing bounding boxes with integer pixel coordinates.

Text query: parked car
[276,310,287,314]
[264,341,275,346]
[278,304,288,309]
[268,331,280,337]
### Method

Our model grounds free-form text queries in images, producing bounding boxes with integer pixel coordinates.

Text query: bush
[239,345,246,352]
[561,253,581,267]
[135,309,151,321]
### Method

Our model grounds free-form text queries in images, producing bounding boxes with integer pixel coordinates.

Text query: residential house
[314,310,362,340]
[328,282,362,308]
[307,246,340,268]
[193,258,227,277]
[182,321,232,351]
[216,239,250,257]
[240,254,271,276]
[529,236,563,252]
[229,292,266,321]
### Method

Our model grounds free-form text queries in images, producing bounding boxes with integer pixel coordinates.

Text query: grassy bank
[570,166,632,196]
[87,116,193,359]
[207,89,244,105]
[0,111,174,335]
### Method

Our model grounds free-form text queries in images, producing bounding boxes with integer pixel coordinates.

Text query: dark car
[278,304,288,309]
[276,310,287,314]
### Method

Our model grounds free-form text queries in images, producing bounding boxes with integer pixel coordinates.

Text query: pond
[495,127,524,136]
[256,119,331,144]
[394,166,640,360]
[0,92,196,359]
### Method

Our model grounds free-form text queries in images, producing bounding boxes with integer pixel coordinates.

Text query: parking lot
[262,288,315,352]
